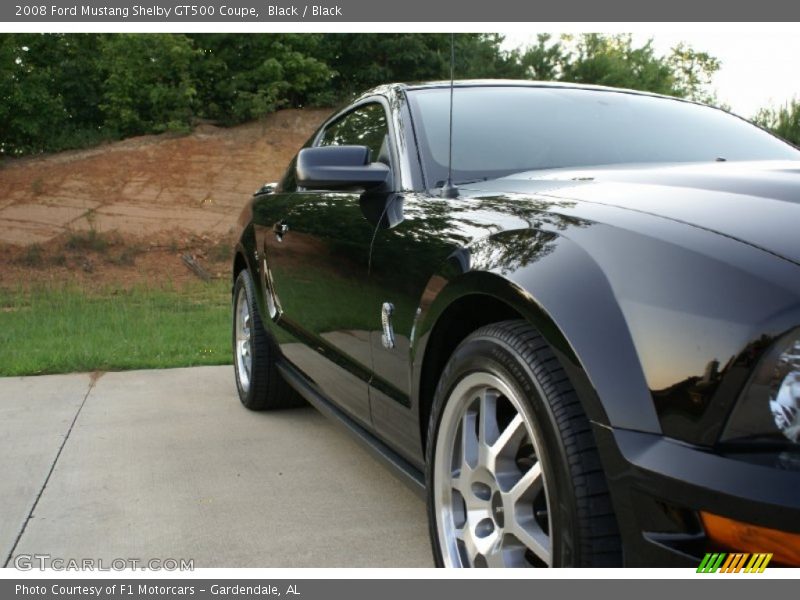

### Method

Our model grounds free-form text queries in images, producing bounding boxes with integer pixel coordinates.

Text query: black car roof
[383,79,691,106]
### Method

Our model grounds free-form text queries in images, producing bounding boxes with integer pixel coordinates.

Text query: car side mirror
[295,145,391,191]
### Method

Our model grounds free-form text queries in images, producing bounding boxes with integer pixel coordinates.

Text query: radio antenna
[440,33,459,199]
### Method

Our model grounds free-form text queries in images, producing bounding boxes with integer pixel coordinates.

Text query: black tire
[425,319,622,567]
[232,269,303,410]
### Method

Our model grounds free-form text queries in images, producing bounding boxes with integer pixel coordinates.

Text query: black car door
[364,192,469,466]
[254,100,395,427]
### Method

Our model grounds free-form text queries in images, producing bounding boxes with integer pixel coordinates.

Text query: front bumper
[595,426,800,567]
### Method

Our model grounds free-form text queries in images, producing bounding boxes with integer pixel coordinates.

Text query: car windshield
[406,85,800,188]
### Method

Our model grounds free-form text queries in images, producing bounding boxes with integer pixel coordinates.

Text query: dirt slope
[0,108,329,288]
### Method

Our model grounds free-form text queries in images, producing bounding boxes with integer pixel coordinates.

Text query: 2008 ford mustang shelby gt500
[231,81,800,567]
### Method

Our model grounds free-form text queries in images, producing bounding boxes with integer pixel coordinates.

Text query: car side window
[318,103,391,166]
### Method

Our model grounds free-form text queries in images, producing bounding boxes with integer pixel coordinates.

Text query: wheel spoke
[505,461,551,565]
[455,527,481,566]
[506,518,551,566]
[509,461,543,501]
[450,473,465,495]
[488,414,526,485]
[478,389,500,447]
[483,538,509,568]
[461,410,479,470]
[493,413,525,455]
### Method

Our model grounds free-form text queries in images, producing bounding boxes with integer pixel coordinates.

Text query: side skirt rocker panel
[275,359,426,498]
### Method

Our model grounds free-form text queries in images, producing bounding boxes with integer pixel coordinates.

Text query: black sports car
[231,81,800,567]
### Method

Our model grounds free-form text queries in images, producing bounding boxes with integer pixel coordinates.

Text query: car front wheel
[426,320,621,567]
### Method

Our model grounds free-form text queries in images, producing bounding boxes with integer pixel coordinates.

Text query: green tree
[188,34,333,124]
[516,34,721,103]
[318,34,524,100]
[98,34,199,136]
[0,32,732,158]
[667,43,722,104]
[0,34,66,155]
[754,99,800,146]
[0,34,115,155]
[516,34,567,80]
[560,34,684,96]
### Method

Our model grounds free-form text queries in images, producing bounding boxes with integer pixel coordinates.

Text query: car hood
[461,160,800,265]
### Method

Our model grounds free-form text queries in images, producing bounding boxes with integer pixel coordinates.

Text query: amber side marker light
[700,511,800,566]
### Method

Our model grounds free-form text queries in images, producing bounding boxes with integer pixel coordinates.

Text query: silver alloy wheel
[234,287,253,393]
[433,372,553,567]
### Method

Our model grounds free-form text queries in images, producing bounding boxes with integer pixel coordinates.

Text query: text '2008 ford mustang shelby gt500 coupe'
[231,80,800,567]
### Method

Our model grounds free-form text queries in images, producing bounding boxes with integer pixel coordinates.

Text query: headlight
[770,338,800,443]
[722,329,800,446]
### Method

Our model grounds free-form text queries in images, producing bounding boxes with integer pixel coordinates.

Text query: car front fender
[411,228,662,435]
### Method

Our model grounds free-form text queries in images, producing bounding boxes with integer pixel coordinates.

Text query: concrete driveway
[0,367,431,568]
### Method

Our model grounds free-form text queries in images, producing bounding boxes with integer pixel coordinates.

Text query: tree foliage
[754,99,800,147]
[318,33,521,99]
[1,32,794,157]
[515,34,722,103]
[98,34,199,136]
[188,34,332,124]
[0,35,66,155]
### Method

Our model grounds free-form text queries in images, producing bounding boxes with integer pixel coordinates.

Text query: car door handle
[273,220,289,241]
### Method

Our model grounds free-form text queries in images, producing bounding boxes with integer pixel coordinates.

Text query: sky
[502,30,800,118]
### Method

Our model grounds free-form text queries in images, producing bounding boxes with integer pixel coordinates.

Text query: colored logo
[697,552,773,573]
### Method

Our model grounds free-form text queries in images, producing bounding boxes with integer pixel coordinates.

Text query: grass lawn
[0,281,232,377]
[0,264,418,377]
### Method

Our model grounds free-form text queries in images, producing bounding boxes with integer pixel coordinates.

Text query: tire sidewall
[426,334,582,567]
